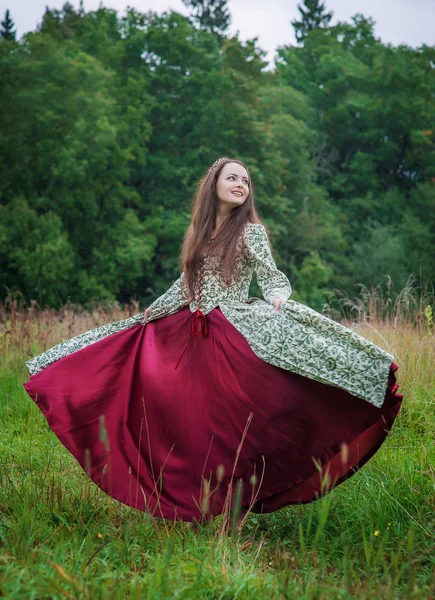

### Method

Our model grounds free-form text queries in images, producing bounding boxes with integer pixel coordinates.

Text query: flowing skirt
[23,306,403,523]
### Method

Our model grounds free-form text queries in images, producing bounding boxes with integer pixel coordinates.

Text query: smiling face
[215,162,250,214]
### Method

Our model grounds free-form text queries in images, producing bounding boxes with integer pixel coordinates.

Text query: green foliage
[350,224,409,290]
[291,251,334,308]
[0,19,152,307]
[292,0,333,44]
[0,9,16,41]
[0,198,75,306]
[182,0,231,36]
[0,1,434,309]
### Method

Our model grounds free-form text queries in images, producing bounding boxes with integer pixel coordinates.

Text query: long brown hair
[180,158,266,302]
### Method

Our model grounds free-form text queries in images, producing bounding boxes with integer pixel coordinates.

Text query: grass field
[1,287,434,599]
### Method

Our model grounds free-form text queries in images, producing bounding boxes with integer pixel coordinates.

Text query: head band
[208,157,230,173]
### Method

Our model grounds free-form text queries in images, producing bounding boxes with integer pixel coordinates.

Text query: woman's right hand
[142,307,152,325]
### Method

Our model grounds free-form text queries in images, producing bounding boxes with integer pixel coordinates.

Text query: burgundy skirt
[23,306,403,523]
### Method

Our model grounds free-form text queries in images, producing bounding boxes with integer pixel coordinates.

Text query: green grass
[1,312,435,598]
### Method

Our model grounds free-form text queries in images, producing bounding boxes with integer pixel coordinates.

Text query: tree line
[1,0,434,310]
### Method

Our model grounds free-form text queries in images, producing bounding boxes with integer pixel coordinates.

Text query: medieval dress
[23,222,403,522]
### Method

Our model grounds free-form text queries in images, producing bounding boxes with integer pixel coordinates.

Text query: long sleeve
[146,272,190,322]
[245,223,292,304]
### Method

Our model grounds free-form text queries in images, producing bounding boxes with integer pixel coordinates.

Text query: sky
[3,0,435,70]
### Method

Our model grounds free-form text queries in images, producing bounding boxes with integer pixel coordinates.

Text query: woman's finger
[272,298,283,313]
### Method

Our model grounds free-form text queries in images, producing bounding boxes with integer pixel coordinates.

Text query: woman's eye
[229,176,248,184]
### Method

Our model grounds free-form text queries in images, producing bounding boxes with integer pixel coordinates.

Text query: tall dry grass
[0,292,140,370]
[2,275,433,359]
[323,275,435,394]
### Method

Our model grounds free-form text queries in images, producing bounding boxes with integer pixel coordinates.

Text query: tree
[1,2,434,307]
[0,9,16,41]
[181,0,231,37]
[292,0,333,44]
[38,2,86,40]
[0,33,153,306]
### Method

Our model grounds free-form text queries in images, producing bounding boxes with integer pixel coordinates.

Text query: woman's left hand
[272,297,285,313]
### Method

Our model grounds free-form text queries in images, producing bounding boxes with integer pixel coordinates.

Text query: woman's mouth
[231,191,243,197]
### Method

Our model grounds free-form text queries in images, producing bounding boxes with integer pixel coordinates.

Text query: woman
[23,157,403,525]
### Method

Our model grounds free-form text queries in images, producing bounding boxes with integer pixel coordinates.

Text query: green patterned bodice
[146,223,292,321]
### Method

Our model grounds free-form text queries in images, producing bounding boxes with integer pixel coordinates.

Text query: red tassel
[190,309,209,337]
[175,308,209,370]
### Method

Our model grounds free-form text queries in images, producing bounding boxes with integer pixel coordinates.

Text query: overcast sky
[3,0,435,70]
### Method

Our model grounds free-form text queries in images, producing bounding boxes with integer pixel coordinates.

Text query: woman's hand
[142,307,152,325]
[272,297,285,313]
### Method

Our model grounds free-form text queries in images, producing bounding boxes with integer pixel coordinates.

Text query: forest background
[1,0,434,312]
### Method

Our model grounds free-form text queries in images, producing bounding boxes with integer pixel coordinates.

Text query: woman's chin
[224,197,246,208]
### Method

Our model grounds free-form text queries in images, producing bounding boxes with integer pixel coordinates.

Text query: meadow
[0,284,434,599]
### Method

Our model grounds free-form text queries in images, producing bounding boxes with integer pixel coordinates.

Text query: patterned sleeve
[245,223,292,304]
[146,272,190,322]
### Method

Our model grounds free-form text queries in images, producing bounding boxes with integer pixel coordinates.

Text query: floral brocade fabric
[26,223,393,408]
